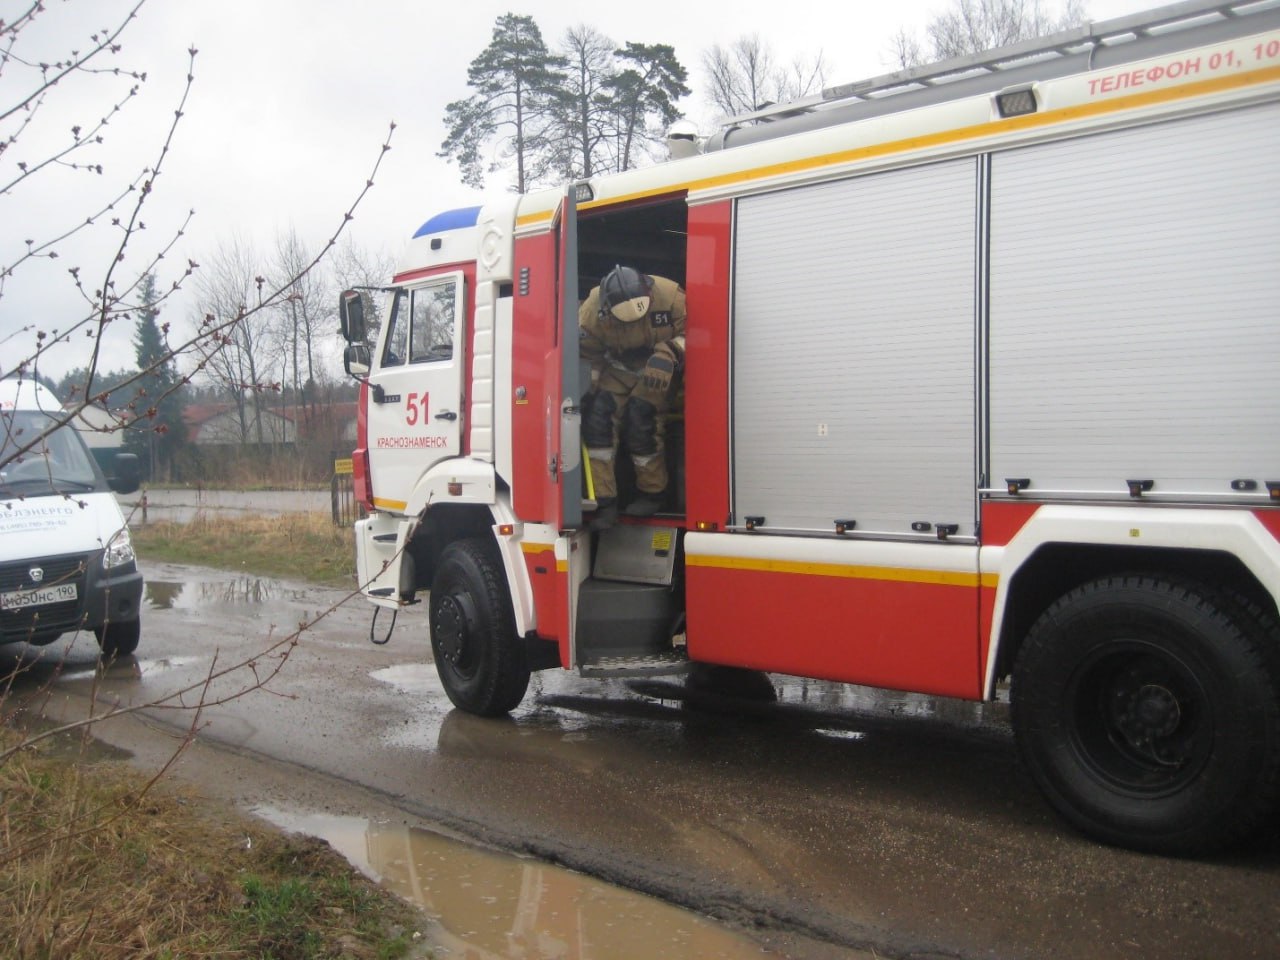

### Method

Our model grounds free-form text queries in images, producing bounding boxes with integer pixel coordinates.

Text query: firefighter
[580,265,686,528]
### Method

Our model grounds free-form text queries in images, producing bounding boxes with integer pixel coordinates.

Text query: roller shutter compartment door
[732,158,979,535]
[989,102,1280,496]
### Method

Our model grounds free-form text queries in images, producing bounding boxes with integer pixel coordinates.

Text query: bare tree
[2,2,393,474]
[0,9,399,930]
[702,35,828,121]
[0,11,402,945]
[190,238,281,445]
[541,28,693,179]
[893,0,1088,67]
[2,3,196,404]
[545,24,616,180]
[271,228,332,409]
[886,27,928,71]
[703,35,774,119]
[330,234,394,351]
[773,51,830,105]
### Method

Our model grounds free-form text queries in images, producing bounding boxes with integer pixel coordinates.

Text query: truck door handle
[435,411,458,421]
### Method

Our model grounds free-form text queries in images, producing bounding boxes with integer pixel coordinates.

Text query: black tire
[1011,575,1280,855]
[429,538,529,717]
[95,618,140,658]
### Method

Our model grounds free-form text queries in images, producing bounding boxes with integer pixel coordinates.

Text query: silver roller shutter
[732,159,979,535]
[989,102,1280,497]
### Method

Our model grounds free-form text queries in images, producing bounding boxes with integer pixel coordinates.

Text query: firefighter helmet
[599,266,652,322]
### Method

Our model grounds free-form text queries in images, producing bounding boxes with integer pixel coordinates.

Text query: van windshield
[0,410,101,495]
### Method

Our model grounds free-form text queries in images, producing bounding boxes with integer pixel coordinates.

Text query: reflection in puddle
[768,670,1008,727]
[254,806,773,960]
[370,662,437,696]
[772,675,1010,729]
[144,576,309,612]
[145,580,185,610]
[628,672,1010,736]
[57,654,203,683]
[134,655,203,676]
[814,728,868,742]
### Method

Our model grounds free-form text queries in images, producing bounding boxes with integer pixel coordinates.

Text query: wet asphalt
[5,556,1279,960]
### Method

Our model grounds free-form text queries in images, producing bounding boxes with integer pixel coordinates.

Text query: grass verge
[130,511,356,587]
[1,515,419,957]
[0,729,424,959]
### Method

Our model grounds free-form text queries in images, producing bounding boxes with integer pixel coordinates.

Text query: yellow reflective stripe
[687,553,999,589]
[515,63,1280,228]
[372,496,408,512]
[519,541,567,572]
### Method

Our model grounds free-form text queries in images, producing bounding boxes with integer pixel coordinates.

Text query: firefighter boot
[590,497,618,530]
[623,491,665,517]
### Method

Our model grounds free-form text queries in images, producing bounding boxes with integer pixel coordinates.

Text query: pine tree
[603,43,690,172]
[439,14,566,193]
[124,272,185,480]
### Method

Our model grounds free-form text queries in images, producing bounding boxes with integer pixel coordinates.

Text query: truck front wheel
[429,538,530,717]
[1011,575,1280,855]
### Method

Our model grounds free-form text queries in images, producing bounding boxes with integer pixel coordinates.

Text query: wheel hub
[1133,684,1181,738]
[1113,678,1183,754]
[434,593,477,666]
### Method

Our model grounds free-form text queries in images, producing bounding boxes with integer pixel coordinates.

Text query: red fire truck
[338,1,1280,854]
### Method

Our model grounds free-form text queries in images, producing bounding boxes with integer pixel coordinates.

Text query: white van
[0,377,143,656]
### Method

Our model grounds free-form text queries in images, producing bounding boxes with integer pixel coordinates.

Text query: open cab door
[554,187,583,531]
[553,187,588,665]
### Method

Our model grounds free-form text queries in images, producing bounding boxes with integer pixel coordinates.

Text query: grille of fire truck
[719,0,1280,130]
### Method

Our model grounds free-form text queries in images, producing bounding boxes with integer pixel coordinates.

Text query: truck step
[594,524,679,585]
[579,649,690,678]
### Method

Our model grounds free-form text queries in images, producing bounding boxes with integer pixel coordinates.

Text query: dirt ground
[6,558,1279,960]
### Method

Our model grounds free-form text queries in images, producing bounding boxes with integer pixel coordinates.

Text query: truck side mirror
[344,343,371,378]
[339,289,366,343]
[110,452,141,495]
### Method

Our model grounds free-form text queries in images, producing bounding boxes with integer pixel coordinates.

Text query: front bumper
[0,553,143,645]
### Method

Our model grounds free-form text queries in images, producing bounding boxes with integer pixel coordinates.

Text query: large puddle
[254,806,775,959]
[144,577,310,611]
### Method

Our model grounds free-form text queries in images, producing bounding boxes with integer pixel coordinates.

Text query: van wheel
[96,618,140,658]
[429,538,529,717]
[1011,575,1280,855]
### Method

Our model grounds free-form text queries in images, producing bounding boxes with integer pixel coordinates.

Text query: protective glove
[641,341,679,394]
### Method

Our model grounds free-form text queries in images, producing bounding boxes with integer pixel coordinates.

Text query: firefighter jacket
[579,275,686,382]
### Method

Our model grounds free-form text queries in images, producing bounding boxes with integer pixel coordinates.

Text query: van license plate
[0,583,78,610]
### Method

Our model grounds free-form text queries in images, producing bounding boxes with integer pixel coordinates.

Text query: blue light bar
[412,206,481,238]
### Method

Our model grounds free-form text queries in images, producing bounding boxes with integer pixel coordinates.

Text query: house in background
[183,403,296,445]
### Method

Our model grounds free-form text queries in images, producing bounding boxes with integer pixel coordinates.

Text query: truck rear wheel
[429,538,529,717]
[1011,575,1280,855]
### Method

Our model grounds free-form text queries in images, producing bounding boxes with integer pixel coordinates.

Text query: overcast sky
[2,0,1155,382]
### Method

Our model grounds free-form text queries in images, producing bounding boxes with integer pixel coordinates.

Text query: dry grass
[0,514,417,957]
[130,511,356,587]
[0,731,422,959]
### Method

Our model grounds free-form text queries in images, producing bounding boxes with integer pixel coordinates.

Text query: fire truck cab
[340,1,1280,854]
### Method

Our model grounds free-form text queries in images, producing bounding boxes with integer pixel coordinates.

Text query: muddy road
[7,560,1279,960]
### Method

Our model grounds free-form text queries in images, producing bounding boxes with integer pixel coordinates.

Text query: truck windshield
[0,410,101,494]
